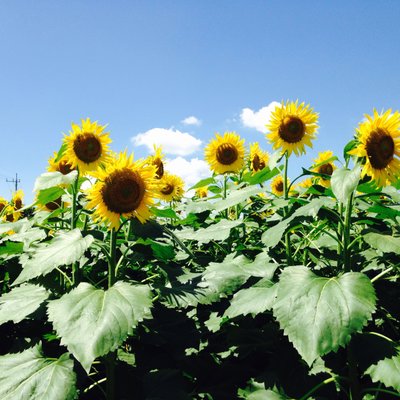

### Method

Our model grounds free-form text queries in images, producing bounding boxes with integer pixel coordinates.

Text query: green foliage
[47,281,152,372]
[331,165,361,203]
[0,344,77,400]
[365,352,400,392]
[273,266,376,366]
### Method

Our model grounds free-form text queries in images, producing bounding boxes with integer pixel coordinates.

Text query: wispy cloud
[240,101,281,133]
[131,127,202,156]
[181,116,202,126]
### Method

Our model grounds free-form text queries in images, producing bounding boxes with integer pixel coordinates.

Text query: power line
[6,173,20,192]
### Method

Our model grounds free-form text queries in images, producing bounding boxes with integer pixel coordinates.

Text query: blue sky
[1,1,400,202]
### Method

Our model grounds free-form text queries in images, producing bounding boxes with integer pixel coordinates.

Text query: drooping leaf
[33,171,78,192]
[0,284,50,324]
[224,279,277,318]
[213,186,262,212]
[150,206,179,219]
[36,187,66,207]
[47,281,152,372]
[188,177,216,190]
[14,229,94,285]
[364,232,400,253]
[273,266,376,366]
[0,344,77,400]
[365,352,400,392]
[331,166,361,204]
[0,219,31,235]
[242,167,280,185]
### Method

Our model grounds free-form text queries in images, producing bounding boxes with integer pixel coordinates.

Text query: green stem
[343,193,354,272]
[337,202,344,269]
[362,387,400,398]
[298,377,335,400]
[371,266,395,283]
[283,152,292,266]
[347,343,362,400]
[106,228,118,400]
[71,172,79,286]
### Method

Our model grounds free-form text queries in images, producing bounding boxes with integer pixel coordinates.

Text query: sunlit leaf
[47,281,152,372]
[364,233,400,254]
[365,351,400,392]
[331,166,361,203]
[33,171,78,192]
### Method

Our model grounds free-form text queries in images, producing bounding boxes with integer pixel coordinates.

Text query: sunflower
[35,193,68,213]
[298,177,315,189]
[205,132,245,174]
[271,175,285,196]
[312,151,336,187]
[249,143,269,173]
[63,118,112,174]
[159,173,185,202]
[86,151,159,229]
[146,145,165,179]
[11,190,24,211]
[348,109,400,187]
[195,186,208,198]
[47,152,75,175]
[267,100,319,156]
[0,197,7,214]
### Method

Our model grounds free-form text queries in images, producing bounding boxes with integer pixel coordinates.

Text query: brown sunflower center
[161,183,174,195]
[46,197,62,211]
[73,133,102,164]
[216,143,239,165]
[101,168,145,214]
[275,181,284,193]
[318,163,333,176]
[279,116,305,143]
[153,158,164,179]
[252,154,266,171]
[14,198,22,210]
[58,160,74,175]
[0,203,5,213]
[366,129,395,169]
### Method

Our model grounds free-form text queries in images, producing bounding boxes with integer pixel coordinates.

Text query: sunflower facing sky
[205,132,245,174]
[249,142,269,173]
[267,100,319,156]
[312,150,336,187]
[348,109,400,187]
[63,118,112,175]
[86,151,159,229]
[159,173,185,202]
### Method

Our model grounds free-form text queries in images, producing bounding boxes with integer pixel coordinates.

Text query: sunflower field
[0,102,400,400]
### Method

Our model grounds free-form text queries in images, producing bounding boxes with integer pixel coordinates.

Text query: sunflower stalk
[343,193,354,273]
[283,152,293,266]
[71,171,80,286]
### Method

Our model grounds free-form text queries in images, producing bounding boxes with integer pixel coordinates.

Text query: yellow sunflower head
[312,150,337,187]
[2,204,20,223]
[249,142,269,173]
[271,175,287,196]
[204,132,245,174]
[267,100,319,156]
[298,177,315,189]
[195,186,208,199]
[63,118,112,175]
[348,109,400,187]
[86,151,159,229]
[11,189,24,210]
[159,173,185,202]
[146,145,165,179]
[0,197,8,214]
[47,152,75,175]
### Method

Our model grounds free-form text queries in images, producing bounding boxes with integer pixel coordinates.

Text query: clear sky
[1,1,400,202]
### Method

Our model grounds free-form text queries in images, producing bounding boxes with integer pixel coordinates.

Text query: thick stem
[347,344,362,400]
[283,153,292,266]
[343,194,354,272]
[71,172,79,286]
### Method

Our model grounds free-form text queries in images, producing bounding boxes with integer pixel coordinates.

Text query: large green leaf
[0,344,76,400]
[224,279,277,318]
[47,281,152,372]
[365,352,400,392]
[175,219,243,244]
[364,233,400,253]
[33,171,78,192]
[0,218,31,235]
[273,266,376,366]
[0,284,50,324]
[331,166,361,203]
[14,229,94,285]
[213,185,262,212]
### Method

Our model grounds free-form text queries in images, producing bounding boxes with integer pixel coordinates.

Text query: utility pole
[6,173,20,192]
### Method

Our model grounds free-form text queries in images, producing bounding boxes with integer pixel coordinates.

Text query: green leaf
[188,177,216,190]
[36,187,66,206]
[33,171,78,192]
[365,352,400,392]
[331,166,361,203]
[273,266,376,366]
[224,279,277,318]
[364,233,400,254]
[0,219,31,235]
[150,206,179,219]
[47,281,152,372]
[213,186,262,212]
[14,229,94,285]
[243,167,280,185]
[0,241,24,256]
[175,219,243,244]
[54,142,67,162]
[344,139,358,161]
[0,344,77,400]
[0,284,50,324]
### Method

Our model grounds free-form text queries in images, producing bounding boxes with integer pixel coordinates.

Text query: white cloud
[165,157,210,189]
[132,128,202,156]
[240,101,281,133]
[181,116,202,126]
